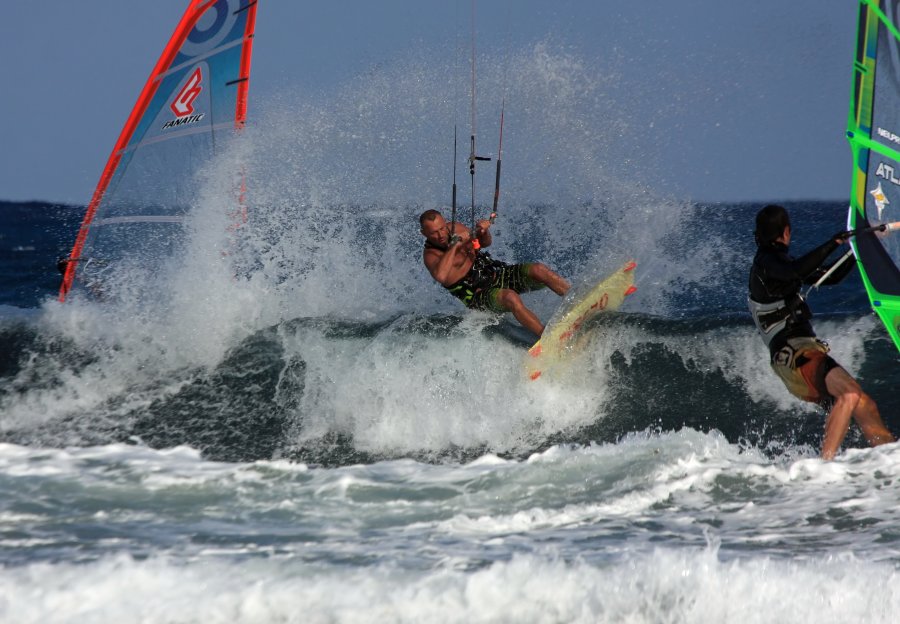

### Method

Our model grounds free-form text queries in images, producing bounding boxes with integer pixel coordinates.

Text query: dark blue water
[0,201,84,308]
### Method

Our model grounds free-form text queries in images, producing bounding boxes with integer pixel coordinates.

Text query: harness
[747,293,811,348]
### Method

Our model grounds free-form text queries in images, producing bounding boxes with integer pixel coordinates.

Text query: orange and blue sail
[848,0,900,351]
[59,0,258,301]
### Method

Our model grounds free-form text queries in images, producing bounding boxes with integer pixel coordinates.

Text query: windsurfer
[420,209,570,336]
[748,204,895,459]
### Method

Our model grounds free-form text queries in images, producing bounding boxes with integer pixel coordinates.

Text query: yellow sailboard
[526,260,637,380]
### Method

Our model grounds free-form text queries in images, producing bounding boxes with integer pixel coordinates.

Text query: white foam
[410,431,900,562]
[3,436,900,620]
[1,548,898,624]
[1,42,738,458]
[0,443,251,490]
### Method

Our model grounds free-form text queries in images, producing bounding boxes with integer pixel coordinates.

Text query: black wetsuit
[748,239,854,356]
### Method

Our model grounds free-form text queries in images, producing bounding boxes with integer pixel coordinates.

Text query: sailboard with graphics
[847,0,900,351]
[59,0,258,301]
[526,260,637,381]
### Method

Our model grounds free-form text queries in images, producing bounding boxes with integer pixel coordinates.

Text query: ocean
[2,195,900,623]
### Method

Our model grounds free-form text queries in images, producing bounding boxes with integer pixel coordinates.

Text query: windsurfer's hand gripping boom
[807,221,900,294]
[833,221,900,244]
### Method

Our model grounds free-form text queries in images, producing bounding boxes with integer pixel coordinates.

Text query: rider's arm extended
[759,238,842,284]
[807,250,856,286]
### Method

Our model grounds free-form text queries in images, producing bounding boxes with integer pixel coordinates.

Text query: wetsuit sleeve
[758,238,840,283]
[807,253,856,286]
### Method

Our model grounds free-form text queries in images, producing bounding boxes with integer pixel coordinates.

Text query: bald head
[419,209,443,228]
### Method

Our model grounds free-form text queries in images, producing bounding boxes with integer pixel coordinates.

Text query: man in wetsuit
[419,209,570,337]
[748,204,894,459]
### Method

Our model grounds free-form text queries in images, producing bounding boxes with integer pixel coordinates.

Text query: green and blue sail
[849,0,900,351]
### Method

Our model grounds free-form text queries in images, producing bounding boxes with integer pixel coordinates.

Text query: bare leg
[527,263,570,297]
[854,393,895,446]
[497,289,544,337]
[821,366,894,460]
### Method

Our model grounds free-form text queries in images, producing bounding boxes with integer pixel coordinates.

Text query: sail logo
[170,68,203,116]
[162,113,204,130]
[877,127,900,146]
[162,68,206,130]
[875,162,900,187]
[871,182,890,220]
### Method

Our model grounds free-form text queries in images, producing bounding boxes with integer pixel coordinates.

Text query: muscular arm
[424,223,475,286]
[424,244,463,285]
[475,219,493,248]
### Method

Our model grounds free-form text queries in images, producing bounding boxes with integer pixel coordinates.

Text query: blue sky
[0,1,858,204]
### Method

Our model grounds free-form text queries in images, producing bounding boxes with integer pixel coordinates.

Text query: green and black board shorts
[447,260,545,312]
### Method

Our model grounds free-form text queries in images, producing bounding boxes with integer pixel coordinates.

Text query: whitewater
[2,43,900,623]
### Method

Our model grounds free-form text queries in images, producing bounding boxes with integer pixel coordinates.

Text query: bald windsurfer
[419,209,569,337]
[748,204,894,459]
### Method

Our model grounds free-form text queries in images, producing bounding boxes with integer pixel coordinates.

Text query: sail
[59,0,258,302]
[848,0,900,351]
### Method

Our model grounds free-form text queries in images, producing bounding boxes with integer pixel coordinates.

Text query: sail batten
[117,121,241,155]
[60,0,258,302]
[95,216,187,226]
